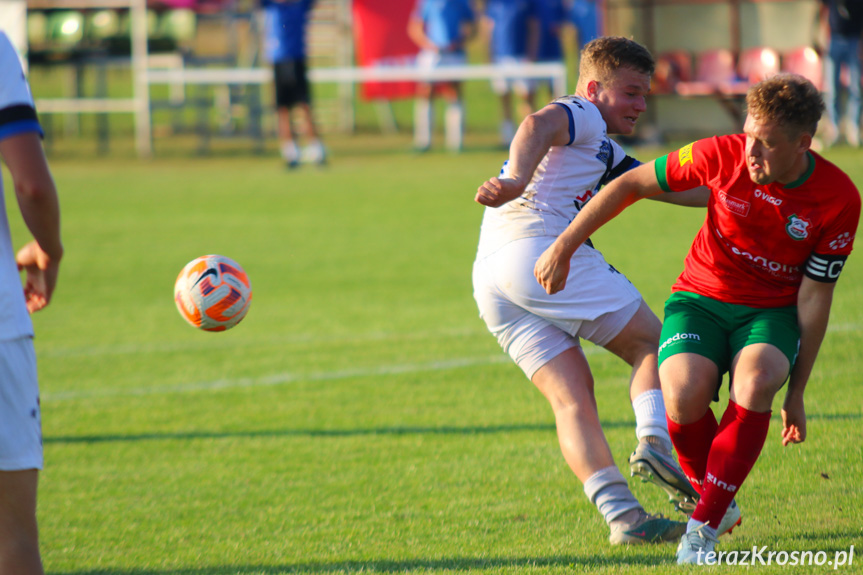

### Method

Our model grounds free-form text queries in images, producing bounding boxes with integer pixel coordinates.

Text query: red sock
[667,409,718,495]
[693,400,771,528]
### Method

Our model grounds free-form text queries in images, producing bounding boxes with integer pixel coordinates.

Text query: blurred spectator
[482,0,534,147]
[408,0,475,152]
[261,0,326,168]
[819,0,863,147]
[569,0,601,50]
[528,0,567,100]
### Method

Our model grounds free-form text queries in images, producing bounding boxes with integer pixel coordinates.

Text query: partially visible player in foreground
[0,31,63,575]
[533,73,860,563]
[473,36,708,545]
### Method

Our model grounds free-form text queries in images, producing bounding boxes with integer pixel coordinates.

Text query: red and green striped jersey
[656,134,860,307]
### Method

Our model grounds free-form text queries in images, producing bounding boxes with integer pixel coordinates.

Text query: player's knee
[732,371,785,407]
[662,381,713,424]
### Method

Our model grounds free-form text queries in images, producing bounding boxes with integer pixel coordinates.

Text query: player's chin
[614,118,639,135]
[748,169,771,185]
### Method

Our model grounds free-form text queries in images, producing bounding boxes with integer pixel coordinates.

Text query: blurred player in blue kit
[261,0,327,167]
[483,0,535,147]
[408,0,475,152]
[0,31,64,575]
[527,0,566,93]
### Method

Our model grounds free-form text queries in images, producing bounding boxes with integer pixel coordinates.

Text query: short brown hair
[578,36,655,85]
[746,73,824,137]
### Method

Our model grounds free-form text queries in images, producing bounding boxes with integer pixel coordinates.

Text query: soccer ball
[174,255,252,332]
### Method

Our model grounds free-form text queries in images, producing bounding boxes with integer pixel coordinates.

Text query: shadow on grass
[44,422,563,445]
[49,552,672,575]
[44,411,861,446]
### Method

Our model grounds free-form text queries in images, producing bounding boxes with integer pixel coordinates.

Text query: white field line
[42,347,608,402]
[41,323,863,360]
[37,322,862,402]
[37,327,486,359]
[42,354,513,401]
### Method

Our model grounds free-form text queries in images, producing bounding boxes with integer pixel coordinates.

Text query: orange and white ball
[174,255,252,332]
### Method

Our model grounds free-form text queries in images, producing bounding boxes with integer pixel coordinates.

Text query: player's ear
[799,131,813,152]
[586,79,601,99]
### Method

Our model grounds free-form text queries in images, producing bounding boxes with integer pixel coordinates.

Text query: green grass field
[5,135,862,574]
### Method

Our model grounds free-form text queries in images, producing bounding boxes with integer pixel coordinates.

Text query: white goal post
[143,61,568,153]
[146,62,568,91]
[28,0,152,157]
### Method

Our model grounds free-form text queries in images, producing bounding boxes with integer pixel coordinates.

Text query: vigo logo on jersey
[786,214,811,240]
[754,189,783,205]
[718,191,751,217]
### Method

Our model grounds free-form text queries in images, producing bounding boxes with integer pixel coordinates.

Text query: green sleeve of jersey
[654,154,672,193]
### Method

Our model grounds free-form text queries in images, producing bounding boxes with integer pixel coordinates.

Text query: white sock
[687,518,718,539]
[584,466,642,524]
[281,141,299,163]
[414,98,432,149]
[305,139,326,163]
[445,101,464,151]
[499,119,515,146]
[633,389,671,449]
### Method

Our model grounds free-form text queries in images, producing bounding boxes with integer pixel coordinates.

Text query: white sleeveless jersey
[0,32,38,340]
[477,96,639,257]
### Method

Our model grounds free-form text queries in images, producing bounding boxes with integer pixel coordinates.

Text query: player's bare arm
[475,104,572,207]
[0,132,63,313]
[534,161,664,294]
[782,276,835,446]
[407,15,437,52]
[649,186,710,207]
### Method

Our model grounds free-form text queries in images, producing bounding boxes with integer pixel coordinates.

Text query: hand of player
[534,242,570,294]
[16,240,60,313]
[780,394,807,446]
[475,177,524,207]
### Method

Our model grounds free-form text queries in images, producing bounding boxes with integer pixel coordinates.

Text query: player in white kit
[473,36,706,544]
[0,31,63,574]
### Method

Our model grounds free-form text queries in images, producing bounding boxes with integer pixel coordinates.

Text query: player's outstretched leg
[532,349,685,545]
[629,437,699,513]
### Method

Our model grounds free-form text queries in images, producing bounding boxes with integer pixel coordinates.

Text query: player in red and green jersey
[656,133,859,308]
[532,73,860,564]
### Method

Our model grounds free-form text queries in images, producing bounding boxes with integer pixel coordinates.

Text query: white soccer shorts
[0,337,42,471]
[473,236,642,379]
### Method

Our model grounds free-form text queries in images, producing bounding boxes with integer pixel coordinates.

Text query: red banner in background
[352,0,418,100]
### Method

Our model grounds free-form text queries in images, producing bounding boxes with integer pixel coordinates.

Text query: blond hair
[578,36,655,86]
[746,74,824,137]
